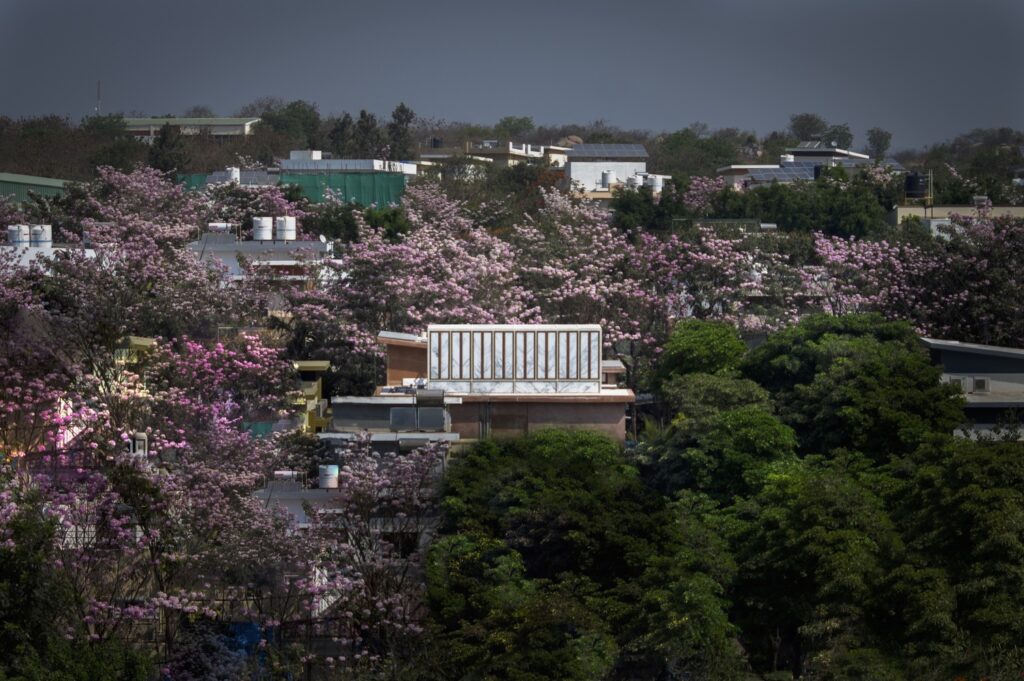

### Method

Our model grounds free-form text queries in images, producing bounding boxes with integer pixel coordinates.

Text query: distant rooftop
[786,141,870,160]
[921,337,1024,360]
[567,143,648,159]
[124,117,260,126]
[0,172,68,189]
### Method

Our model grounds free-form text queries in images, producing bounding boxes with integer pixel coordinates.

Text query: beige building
[889,204,1024,225]
[124,117,261,141]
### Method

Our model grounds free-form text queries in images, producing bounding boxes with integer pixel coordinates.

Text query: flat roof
[921,337,1024,361]
[602,359,626,373]
[377,331,427,349]
[293,360,331,371]
[124,117,260,126]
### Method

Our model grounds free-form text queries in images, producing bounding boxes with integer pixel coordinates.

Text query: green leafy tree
[259,99,322,149]
[354,110,385,158]
[657,319,746,384]
[741,314,965,461]
[428,430,742,679]
[494,115,535,140]
[888,436,1024,674]
[325,113,354,157]
[386,102,417,161]
[148,123,191,173]
[788,113,828,141]
[866,127,892,159]
[729,454,903,678]
[644,404,798,500]
[822,123,854,150]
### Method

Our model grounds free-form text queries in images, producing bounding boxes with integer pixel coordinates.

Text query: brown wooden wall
[386,345,428,386]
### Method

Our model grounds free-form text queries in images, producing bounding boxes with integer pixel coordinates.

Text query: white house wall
[567,161,647,191]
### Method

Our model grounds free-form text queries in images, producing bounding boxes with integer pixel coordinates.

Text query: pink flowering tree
[283,183,532,394]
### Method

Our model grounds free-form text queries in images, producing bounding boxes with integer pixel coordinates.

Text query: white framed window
[971,377,990,394]
[947,377,965,391]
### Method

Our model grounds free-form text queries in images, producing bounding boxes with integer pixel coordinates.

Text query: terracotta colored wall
[525,403,626,443]
[449,403,481,440]
[448,401,627,443]
[386,345,428,386]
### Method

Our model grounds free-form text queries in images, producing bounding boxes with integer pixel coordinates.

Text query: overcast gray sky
[1,0,1021,150]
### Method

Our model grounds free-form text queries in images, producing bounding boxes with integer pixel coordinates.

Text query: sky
[1,0,1021,151]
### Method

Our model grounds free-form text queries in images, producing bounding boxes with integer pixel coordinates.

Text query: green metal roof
[0,172,68,203]
[124,117,260,126]
[0,172,68,189]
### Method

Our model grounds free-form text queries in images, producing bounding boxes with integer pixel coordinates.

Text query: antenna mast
[95,80,101,114]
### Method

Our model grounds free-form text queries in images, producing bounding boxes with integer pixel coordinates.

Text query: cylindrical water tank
[207,222,231,233]
[6,225,30,246]
[318,464,339,489]
[276,216,296,241]
[227,167,241,184]
[253,216,273,241]
[646,175,664,192]
[36,224,52,247]
[601,170,615,188]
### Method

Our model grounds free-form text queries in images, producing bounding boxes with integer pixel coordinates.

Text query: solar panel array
[749,167,815,182]
[567,144,649,159]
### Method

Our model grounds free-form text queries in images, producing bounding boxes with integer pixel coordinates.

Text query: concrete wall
[567,161,647,191]
[386,345,428,386]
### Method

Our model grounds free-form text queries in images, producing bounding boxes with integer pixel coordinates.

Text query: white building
[187,219,332,282]
[718,141,902,191]
[3,224,95,269]
[279,150,418,176]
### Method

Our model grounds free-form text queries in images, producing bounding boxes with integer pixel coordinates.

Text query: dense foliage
[1,157,1022,680]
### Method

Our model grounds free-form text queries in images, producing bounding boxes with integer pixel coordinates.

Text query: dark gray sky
[2,0,1021,150]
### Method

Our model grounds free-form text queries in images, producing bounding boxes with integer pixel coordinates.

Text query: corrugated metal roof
[567,144,648,159]
[0,172,68,189]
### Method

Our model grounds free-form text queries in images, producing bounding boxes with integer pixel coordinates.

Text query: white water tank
[626,175,642,188]
[318,464,339,489]
[275,216,296,241]
[273,470,299,480]
[601,170,618,189]
[227,167,241,184]
[646,175,664,192]
[6,225,30,246]
[780,154,796,165]
[207,222,231,233]
[30,225,53,248]
[253,216,273,241]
